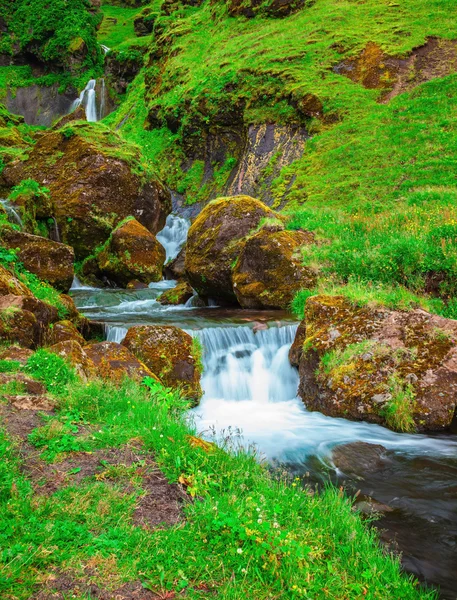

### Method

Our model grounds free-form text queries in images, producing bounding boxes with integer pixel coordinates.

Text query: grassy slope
[0,352,435,599]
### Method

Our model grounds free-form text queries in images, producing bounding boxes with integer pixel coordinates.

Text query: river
[71,214,457,599]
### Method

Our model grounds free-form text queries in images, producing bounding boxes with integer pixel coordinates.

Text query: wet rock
[164,246,186,280]
[126,280,149,290]
[157,282,194,306]
[5,83,78,127]
[45,320,85,347]
[122,325,202,404]
[232,229,316,309]
[2,125,171,259]
[0,229,74,292]
[332,442,388,478]
[0,295,58,326]
[92,218,166,287]
[185,195,278,303]
[295,295,457,432]
[289,320,307,367]
[85,341,157,384]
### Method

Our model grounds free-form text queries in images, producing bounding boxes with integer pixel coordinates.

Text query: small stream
[71,215,457,599]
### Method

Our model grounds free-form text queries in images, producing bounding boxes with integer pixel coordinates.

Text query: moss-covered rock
[122,325,202,404]
[0,229,74,292]
[0,345,33,365]
[232,228,316,309]
[294,295,457,432]
[157,281,194,306]
[84,341,157,383]
[48,340,96,381]
[92,218,166,287]
[0,295,59,327]
[2,124,171,260]
[185,195,278,303]
[0,264,33,297]
[45,320,86,347]
[0,307,41,348]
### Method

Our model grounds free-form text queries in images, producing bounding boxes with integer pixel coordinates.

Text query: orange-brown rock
[122,325,202,404]
[45,320,86,347]
[157,282,194,306]
[94,218,166,287]
[0,264,33,297]
[0,229,74,292]
[0,345,33,365]
[0,307,41,348]
[0,295,58,326]
[232,229,316,309]
[294,295,457,432]
[2,125,171,259]
[48,340,96,380]
[84,341,158,383]
[185,196,278,303]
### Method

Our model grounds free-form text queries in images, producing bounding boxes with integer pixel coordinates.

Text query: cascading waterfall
[191,324,457,462]
[0,199,23,227]
[156,214,190,262]
[71,79,102,122]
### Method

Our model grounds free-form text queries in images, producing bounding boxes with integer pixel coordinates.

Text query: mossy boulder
[45,320,86,347]
[232,229,316,309]
[84,341,158,384]
[0,264,33,297]
[0,295,59,327]
[294,295,457,432]
[2,124,171,260]
[0,307,41,348]
[157,282,194,306]
[91,218,166,287]
[0,345,33,365]
[122,325,202,404]
[0,229,74,292]
[185,195,278,303]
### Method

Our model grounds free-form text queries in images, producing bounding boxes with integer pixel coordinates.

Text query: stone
[0,346,33,365]
[2,125,171,260]
[164,246,186,280]
[232,228,316,309]
[48,340,96,381]
[84,341,157,384]
[0,295,58,326]
[0,373,46,395]
[332,442,388,478]
[294,295,457,432]
[0,264,33,297]
[122,325,202,404]
[0,307,41,348]
[157,282,194,306]
[45,320,86,347]
[93,218,166,287]
[185,195,278,303]
[0,229,74,292]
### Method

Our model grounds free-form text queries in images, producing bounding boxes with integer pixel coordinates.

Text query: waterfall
[191,324,457,461]
[0,199,23,227]
[49,217,61,242]
[105,324,128,344]
[156,214,190,262]
[71,79,99,122]
[100,44,110,55]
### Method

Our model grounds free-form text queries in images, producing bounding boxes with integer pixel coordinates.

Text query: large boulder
[122,325,202,404]
[185,196,278,303]
[45,320,86,347]
[293,295,457,432]
[2,124,171,259]
[84,342,158,383]
[232,228,316,309]
[0,295,58,326]
[0,307,41,348]
[91,218,166,287]
[48,340,95,381]
[0,229,74,292]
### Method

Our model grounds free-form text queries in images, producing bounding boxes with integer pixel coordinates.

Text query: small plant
[381,373,417,433]
[26,350,77,394]
[0,359,21,373]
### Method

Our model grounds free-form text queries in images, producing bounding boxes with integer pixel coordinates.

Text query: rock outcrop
[293,295,457,432]
[232,228,316,309]
[157,282,194,306]
[84,342,158,383]
[0,264,33,297]
[122,325,202,404]
[2,124,171,259]
[45,320,86,347]
[185,195,277,303]
[0,229,74,292]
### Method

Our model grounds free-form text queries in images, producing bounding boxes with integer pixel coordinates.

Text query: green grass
[382,373,417,433]
[0,356,436,599]
[98,4,153,52]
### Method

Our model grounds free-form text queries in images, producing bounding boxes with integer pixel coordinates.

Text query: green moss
[382,373,417,433]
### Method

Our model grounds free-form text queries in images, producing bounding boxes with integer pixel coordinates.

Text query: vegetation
[0,351,435,599]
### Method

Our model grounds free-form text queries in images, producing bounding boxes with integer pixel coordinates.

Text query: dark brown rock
[0,295,58,326]
[0,229,74,292]
[45,320,85,347]
[332,442,388,478]
[84,341,158,384]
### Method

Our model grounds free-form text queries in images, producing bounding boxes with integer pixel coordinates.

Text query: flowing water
[71,214,457,598]
[0,199,23,227]
[71,79,102,122]
[156,214,190,263]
